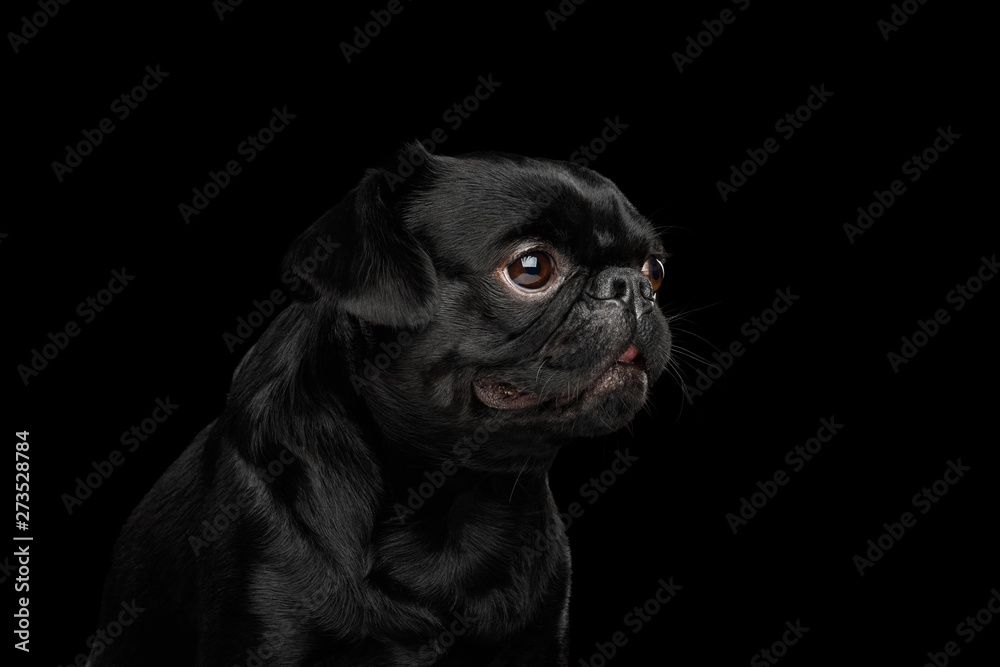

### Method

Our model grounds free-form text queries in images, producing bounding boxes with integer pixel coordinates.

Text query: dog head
[283,144,671,471]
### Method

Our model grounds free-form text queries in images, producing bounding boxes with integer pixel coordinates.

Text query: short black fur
[88,145,671,666]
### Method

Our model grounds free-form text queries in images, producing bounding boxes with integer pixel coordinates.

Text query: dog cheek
[645,322,673,384]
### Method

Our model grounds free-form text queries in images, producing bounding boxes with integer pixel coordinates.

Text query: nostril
[587,268,647,303]
[611,277,629,300]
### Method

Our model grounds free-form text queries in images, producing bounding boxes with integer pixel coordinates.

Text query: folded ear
[282,151,439,328]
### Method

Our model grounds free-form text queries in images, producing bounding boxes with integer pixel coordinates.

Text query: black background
[6,0,997,665]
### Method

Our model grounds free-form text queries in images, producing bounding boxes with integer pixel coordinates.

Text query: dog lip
[472,378,545,410]
[473,345,647,411]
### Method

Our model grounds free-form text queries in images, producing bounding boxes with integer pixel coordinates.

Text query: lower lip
[475,360,646,411]
[590,361,642,393]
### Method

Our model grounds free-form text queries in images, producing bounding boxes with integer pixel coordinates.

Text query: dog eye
[642,256,664,292]
[506,252,554,290]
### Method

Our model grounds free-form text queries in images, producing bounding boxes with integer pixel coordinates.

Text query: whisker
[509,457,531,501]
[670,345,710,366]
[669,326,721,357]
[663,300,724,319]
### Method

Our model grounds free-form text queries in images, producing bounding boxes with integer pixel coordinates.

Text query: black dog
[88,145,671,666]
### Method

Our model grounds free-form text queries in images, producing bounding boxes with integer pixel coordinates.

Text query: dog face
[284,146,671,471]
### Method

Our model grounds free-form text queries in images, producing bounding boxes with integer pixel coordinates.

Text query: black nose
[586,268,654,319]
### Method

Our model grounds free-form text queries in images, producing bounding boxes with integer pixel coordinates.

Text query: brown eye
[506,252,554,290]
[642,256,664,292]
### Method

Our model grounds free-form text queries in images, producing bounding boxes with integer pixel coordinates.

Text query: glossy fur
[88,145,671,666]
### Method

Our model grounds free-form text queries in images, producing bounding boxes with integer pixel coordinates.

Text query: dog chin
[471,345,650,435]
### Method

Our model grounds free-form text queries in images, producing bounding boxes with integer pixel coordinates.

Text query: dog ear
[282,146,440,328]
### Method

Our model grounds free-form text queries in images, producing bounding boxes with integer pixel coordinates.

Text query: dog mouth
[473,344,647,411]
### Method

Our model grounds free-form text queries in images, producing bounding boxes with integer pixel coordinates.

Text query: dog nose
[586,267,654,319]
